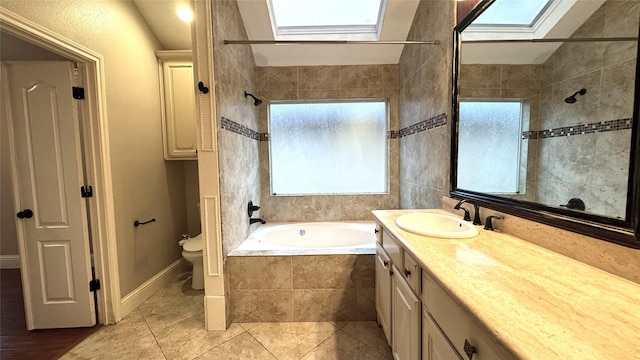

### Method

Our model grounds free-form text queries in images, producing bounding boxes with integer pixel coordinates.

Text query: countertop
[372,209,640,360]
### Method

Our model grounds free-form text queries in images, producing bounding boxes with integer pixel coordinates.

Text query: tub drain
[299,229,306,236]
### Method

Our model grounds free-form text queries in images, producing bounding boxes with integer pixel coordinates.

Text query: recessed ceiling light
[176,7,193,23]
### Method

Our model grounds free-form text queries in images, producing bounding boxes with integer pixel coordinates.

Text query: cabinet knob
[404,268,411,277]
[374,228,379,233]
[464,339,476,360]
[382,260,389,268]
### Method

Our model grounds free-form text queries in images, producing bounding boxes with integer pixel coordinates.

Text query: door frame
[1,9,121,325]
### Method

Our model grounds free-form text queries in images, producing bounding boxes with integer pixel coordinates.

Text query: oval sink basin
[395,212,479,239]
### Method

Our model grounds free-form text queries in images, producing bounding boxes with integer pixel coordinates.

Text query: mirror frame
[451,0,640,249]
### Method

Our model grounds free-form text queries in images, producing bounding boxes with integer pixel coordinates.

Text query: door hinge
[81,185,93,198]
[72,86,85,100]
[89,279,101,292]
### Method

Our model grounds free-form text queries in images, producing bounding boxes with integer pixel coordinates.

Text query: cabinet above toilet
[156,50,197,160]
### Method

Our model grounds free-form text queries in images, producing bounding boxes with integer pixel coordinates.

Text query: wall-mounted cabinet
[156,50,197,160]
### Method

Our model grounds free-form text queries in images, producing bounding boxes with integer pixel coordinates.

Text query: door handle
[16,209,33,219]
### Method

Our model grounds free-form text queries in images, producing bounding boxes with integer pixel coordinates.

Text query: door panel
[24,81,70,227]
[5,61,95,329]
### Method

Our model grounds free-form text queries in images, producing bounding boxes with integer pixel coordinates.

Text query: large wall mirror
[452,0,640,248]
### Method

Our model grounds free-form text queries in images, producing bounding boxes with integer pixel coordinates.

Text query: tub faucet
[454,199,482,226]
[250,217,266,225]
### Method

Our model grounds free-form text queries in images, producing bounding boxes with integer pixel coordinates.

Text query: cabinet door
[392,265,420,360]
[376,244,392,344]
[423,309,462,360]
[161,60,197,159]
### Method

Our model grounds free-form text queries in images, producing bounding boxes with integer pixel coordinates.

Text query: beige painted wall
[0,111,18,256]
[211,0,261,258]
[256,64,400,222]
[398,0,456,209]
[1,0,187,295]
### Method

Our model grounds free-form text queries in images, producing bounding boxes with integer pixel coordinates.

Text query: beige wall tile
[257,64,399,222]
[382,64,398,89]
[230,289,293,322]
[340,65,382,89]
[293,255,357,289]
[257,67,297,91]
[293,289,357,321]
[298,66,340,90]
[228,256,292,289]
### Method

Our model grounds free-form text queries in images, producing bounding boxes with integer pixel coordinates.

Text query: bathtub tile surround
[62,273,390,359]
[227,255,376,322]
[398,0,455,209]
[256,64,399,222]
[212,0,261,262]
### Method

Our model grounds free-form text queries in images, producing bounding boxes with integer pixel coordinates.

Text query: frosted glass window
[269,101,388,195]
[457,101,522,193]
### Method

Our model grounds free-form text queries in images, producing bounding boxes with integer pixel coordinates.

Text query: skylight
[471,0,554,27]
[268,0,385,37]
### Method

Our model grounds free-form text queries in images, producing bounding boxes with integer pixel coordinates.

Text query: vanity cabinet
[423,309,462,360]
[375,243,392,344]
[392,264,421,360]
[156,50,197,160]
[375,219,505,360]
[422,271,503,360]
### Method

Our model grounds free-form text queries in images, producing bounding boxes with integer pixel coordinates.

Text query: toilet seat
[183,234,202,252]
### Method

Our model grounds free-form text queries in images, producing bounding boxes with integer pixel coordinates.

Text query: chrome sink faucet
[454,199,482,226]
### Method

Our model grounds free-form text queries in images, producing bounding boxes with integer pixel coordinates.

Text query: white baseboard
[120,258,188,318]
[0,255,20,269]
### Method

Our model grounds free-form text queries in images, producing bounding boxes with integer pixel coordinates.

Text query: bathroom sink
[395,212,479,239]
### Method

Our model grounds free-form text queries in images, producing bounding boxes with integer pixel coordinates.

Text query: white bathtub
[229,221,377,256]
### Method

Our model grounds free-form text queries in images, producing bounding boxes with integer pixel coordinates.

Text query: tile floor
[61,272,392,360]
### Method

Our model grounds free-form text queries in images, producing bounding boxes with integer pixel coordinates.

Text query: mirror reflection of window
[457,100,524,194]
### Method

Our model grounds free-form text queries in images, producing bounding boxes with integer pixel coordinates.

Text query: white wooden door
[4,61,95,329]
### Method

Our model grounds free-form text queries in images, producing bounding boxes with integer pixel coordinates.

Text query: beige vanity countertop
[372,209,640,360]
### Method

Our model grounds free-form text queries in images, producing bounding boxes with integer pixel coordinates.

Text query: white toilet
[179,234,204,290]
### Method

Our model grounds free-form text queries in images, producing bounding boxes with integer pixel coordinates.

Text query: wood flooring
[0,269,100,360]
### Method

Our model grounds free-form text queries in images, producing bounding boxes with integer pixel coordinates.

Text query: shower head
[244,91,263,106]
[564,88,587,104]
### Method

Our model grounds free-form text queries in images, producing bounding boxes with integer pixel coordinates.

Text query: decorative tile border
[220,116,268,141]
[521,130,538,140]
[538,118,632,138]
[521,118,632,140]
[398,113,447,138]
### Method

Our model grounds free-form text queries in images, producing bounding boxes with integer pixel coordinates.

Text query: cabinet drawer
[423,308,462,360]
[422,272,504,360]
[382,229,403,269]
[403,252,421,294]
